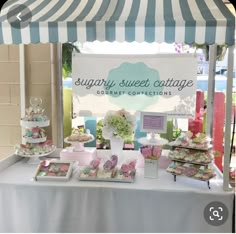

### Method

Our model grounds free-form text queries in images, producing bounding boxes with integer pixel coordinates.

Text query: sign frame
[140,112,167,134]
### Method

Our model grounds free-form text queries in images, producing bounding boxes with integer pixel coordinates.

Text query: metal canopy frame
[1,0,234,191]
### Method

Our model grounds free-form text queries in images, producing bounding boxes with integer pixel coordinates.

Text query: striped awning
[0,0,235,45]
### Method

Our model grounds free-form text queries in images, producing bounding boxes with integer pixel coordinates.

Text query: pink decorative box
[60,147,96,165]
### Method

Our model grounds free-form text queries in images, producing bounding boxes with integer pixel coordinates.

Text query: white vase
[110,137,124,163]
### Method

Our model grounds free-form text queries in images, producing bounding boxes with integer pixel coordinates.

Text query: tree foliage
[62,43,80,78]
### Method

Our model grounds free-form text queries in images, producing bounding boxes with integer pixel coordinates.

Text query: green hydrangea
[107,115,134,140]
[102,110,136,140]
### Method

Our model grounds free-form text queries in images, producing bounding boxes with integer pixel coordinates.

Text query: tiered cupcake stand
[15,98,55,164]
[167,142,215,189]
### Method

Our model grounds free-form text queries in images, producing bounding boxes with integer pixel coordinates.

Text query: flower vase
[110,137,124,163]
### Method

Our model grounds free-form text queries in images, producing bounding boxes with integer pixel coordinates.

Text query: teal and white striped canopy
[0,0,235,45]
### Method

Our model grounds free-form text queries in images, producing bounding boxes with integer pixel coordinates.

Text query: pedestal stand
[61,136,96,165]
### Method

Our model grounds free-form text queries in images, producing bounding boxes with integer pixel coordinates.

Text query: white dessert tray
[20,120,50,128]
[34,160,73,182]
[78,176,135,183]
[78,168,136,183]
[15,146,56,164]
[15,145,56,158]
[23,137,47,144]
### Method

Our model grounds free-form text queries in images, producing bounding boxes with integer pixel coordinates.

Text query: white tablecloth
[0,154,234,233]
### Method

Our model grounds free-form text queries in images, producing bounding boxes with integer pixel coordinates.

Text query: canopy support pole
[223,45,234,191]
[19,44,26,143]
[206,44,217,138]
[56,43,64,148]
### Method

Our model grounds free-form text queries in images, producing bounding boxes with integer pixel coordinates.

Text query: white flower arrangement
[102,109,136,140]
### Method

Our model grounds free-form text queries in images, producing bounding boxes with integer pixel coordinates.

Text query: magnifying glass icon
[213,210,220,218]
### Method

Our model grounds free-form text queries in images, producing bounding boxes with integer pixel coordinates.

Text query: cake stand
[61,135,96,165]
[64,135,95,152]
[138,133,168,146]
[15,145,56,164]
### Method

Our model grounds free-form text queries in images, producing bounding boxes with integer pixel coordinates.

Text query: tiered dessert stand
[15,98,55,164]
[167,135,215,189]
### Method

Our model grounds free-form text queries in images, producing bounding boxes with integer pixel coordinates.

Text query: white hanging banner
[72,53,197,118]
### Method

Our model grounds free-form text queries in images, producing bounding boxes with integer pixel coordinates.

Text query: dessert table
[0,150,234,233]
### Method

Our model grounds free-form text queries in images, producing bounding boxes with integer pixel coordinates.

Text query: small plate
[64,134,95,144]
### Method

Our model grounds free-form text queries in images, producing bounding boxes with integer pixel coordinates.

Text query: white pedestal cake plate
[64,134,95,152]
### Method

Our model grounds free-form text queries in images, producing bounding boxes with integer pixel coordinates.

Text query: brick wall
[25,44,53,140]
[0,45,21,159]
[0,44,57,160]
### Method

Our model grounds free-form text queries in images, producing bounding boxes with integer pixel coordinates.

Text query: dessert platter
[15,141,56,158]
[34,159,73,181]
[64,128,95,152]
[60,128,96,164]
[166,162,216,185]
[168,148,213,165]
[166,131,215,189]
[15,98,56,163]
[78,156,136,183]
[168,131,212,150]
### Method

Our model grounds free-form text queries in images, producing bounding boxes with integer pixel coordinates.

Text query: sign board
[140,112,167,133]
[72,53,197,118]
